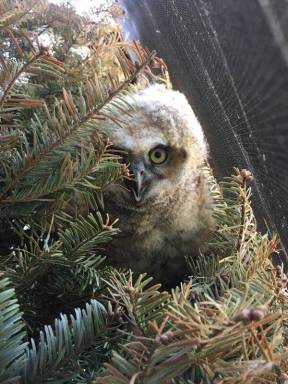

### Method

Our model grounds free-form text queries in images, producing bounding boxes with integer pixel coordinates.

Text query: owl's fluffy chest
[103,179,212,286]
[104,218,191,286]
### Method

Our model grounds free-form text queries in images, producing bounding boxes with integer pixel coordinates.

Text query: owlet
[103,85,214,287]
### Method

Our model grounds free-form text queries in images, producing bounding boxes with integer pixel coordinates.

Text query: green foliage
[0,277,27,383]
[0,0,159,324]
[0,275,115,383]
[105,271,171,333]
[21,299,108,383]
[1,1,287,384]
[1,212,119,296]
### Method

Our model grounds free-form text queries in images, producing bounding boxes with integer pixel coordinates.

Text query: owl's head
[105,85,208,206]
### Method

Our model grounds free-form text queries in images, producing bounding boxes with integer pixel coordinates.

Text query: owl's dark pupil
[155,151,161,158]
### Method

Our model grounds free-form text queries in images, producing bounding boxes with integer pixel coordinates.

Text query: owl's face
[111,138,188,205]
[105,85,207,207]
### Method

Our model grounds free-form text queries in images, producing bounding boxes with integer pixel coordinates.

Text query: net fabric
[122,0,288,260]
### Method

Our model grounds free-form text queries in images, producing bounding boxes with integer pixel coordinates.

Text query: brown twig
[235,168,253,252]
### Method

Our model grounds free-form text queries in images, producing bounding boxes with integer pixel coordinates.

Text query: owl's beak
[132,170,146,202]
[130,162,149,203]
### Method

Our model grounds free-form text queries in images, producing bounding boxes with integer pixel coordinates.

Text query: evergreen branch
[0,121,115,209]
[97,279,286,383]
[4,25,36,54]
[58,212,119,261]
[0,53,38,108]
[0,1,38,29]
[2,212,119,293]
[1,143,120,204]
[0,277,27,383]
[18,299,108,384]
[103,49,156,101]
[104,271,171,335]
[0,50,155,207]
[0,50,65,112]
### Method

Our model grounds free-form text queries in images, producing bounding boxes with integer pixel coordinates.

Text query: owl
[103,84,214,287]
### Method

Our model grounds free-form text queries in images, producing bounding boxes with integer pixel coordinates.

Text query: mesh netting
[122,0,288,261]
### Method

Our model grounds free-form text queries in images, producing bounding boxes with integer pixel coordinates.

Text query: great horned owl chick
[103,85,214,287]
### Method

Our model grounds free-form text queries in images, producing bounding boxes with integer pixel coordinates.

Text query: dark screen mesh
[121,0,288,261]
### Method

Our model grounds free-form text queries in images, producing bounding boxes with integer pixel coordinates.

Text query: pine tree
[1,1,288,383]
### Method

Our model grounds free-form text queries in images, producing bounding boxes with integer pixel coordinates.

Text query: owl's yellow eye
[149,146,169,165]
